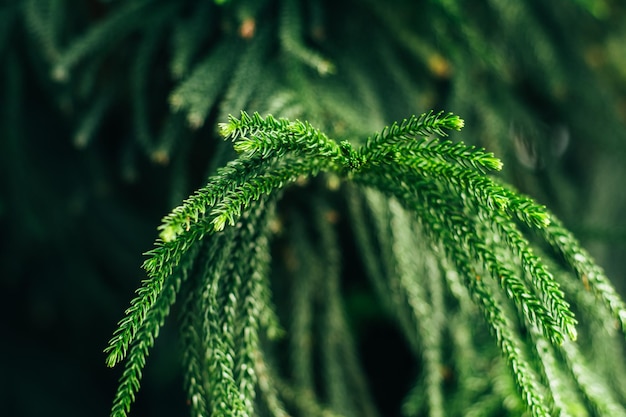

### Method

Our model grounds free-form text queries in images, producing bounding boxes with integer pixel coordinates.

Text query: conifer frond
[51,0,155,81]
[106,157,275,368]
[178,235,233,417]
[209,157,324,231]
[540,215,626,335]
[364,167,565,347]
[105,110,626,417]
[532,332,587,416]
[389,199,445,417]
[471,279,551,417]
[220,111,342,161]
[168,1,214,79]
[254,349,290,417]
[217,27,272,124]
[360,121,576,343]
[109,243,200,416]
[392,193,553,416]
[157,156,265,243]
[279,0,335,75]
[364,111,464,149]
[170,38,242,128]
[560,340,626,417]
[359,112,504,175]
[404,139,504,173]
[394,153,508,210]
[356,146,571,345]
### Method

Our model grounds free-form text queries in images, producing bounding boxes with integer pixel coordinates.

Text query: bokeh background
[2,1,626,416]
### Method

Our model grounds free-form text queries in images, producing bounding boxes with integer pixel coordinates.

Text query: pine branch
[191,200,274,417]
[107,116,340,369]
[389,143,573,340]
[539,216,626,336]
[356,161,567,344]
[109,244,200,417]
[51,0,155,81]
[209,157,323,231]
[471,278,551,417]
[279,0,334,75]
[352,169,550,415]
[362,111,465,153]
[220,111,342,161]
[393,152,508,210]
[217,26,272,123]
[389,199,445,417]
[532,331,587,417]
[560,339,626,417]
[358,119,576,345]
[169,38,242,128]
[157,156,266,243]
[489,212,577,340]
[254,349,290,417]
[8,2,626,416]
[168,1,215,80]
[105,157,276,367]
[179,236,233,417]
[105,110,626,417]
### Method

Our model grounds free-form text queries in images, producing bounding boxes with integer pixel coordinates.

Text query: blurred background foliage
[2,0,626,416]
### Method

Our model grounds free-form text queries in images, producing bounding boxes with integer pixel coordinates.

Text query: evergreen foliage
[3,1,626,417]
[104,111,626,417]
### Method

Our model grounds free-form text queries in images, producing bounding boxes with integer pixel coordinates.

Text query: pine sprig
[391,147,574,340]
[106,114,337,369]
[541,216,626,334]
[532,330,587,416]
[105,110,626,417]
[157,156,264,243]
[389,199,446,417]
[213,201,276,417]
[103,240,186,367]
[472,278,551,417]
[361,166,565,346]
[494,184,626,336]
[109,245,199,417]
[364,171,552,416]
[356,136,574,343]
[104,236,198,367]
[488,212,578,341]
[392,152,509,211]
[51,0,156,81]
[7,0,626,415]
[560,339,626,416]
[179,236,233,417]
[169,38,242,128]
[362,111,465,151]
[210,157,324,231]
[408,139,504,173]
[219,111,342,161]
[360,121,575,344]
[279,0,335,75]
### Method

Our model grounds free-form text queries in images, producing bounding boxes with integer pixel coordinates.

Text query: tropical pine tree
[3,1,626,417]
